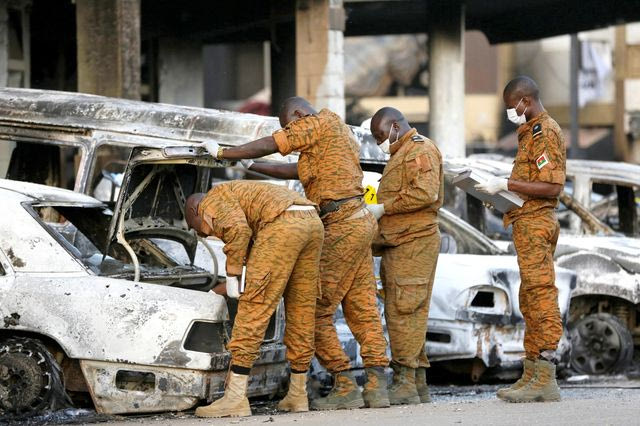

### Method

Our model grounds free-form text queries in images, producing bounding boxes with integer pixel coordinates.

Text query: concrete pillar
[0,1,8,178]
[76,0,140,99]
[428,1,465,157]
[614,25,629,162]
[0,0,8,87]
[270,0,296,115]
[158,38,204,107]
[296,0,345,117]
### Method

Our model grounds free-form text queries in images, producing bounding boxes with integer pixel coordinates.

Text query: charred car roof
[0,88,378,156]
[0,179,104,206]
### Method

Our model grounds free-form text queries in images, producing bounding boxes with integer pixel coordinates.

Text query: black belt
[319,195,363,217]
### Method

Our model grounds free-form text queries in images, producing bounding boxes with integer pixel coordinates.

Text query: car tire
[0,337,71,419]
[569,313,634,375]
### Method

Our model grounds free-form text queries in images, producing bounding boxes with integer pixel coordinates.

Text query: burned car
[0,147,297,418]
[0,146,296,414]
[446,155,640,375]
[0,88,381,417]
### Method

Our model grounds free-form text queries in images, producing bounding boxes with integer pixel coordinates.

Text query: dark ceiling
[141,0,640,45]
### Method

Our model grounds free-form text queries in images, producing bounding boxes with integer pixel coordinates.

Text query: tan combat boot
[362,367,390,408]
[497,358,536,400]
[415,367,431,403]
[388,362,420,405]
[503,359,561,403]
[195,372,251,417]
[310,371,365,410]
[278,372,309,412]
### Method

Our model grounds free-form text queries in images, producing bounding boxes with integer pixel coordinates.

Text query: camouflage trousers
[315,207,389,373]
[228,209,324,372]
[512,210,563,359]
[381,230,440,369]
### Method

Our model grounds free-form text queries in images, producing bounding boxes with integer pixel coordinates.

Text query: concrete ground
[16,378,640,426]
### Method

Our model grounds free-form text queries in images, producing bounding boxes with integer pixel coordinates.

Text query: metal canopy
[140,0,640,45]
[344,0,640,43]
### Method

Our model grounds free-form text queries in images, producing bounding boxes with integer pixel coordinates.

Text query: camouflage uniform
[273,109,389,373]
[375,129,444,369]
[199,181,324,372]
[504,112,566,359]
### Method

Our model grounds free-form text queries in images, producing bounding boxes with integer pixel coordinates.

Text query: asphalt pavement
[12,377,640,426]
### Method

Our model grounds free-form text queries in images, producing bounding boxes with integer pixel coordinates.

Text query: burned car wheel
[0,338,70,419]
[569,313,634,375]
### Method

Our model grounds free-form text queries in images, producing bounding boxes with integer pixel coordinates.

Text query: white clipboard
[453,169,525,214]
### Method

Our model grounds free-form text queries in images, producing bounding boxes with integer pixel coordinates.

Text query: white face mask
[506,98,527,126]
[378,124,398,154]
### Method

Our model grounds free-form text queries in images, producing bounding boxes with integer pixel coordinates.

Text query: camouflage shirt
[504,112,566,227]
[376,128,443,246]
[199,181,315,276]
[272,108,364,207]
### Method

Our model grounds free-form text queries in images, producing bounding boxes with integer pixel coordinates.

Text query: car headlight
[464,285,511,317]
[183,321,225,353]
[456,285,513,323]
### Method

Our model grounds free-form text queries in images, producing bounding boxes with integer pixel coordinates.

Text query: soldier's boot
[388,362,420,405]
[195,372,251,418]
[415,367,431,403]
[503,359,561,403]
[362,367,390,408]
[277,372,309,413]
[497,358,536,400]
[310,371,365,410]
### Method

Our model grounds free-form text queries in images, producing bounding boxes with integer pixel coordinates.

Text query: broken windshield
[29,204,215,290]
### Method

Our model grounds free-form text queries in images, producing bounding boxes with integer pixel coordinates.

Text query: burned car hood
[556,235,640,274]
[106,145,217,261]
[555,235,640,304]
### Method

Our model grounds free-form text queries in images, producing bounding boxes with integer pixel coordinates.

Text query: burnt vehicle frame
[446,155,640,375]
[0,148,294,419]
[0,89,303,418]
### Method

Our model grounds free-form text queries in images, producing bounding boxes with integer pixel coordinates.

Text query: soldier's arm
[223,115,319,161]
[221,223,252,277]
[384,150,440,215]
[220,136,279,160]
[509,126,565,198]
[247,162,299,179]
[507,180,562,198]
[205,196,253,276]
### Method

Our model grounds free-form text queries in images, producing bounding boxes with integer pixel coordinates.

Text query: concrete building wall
[512,23,640,133]
[158,38,204,107]
[203,42,266,109]
[514,25,640,110]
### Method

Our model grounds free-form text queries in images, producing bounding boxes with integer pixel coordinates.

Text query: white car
[0,158,290,418]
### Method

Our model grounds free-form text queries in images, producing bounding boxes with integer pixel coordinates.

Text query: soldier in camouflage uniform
[186,181,324,417]
[476,76,565,403]
[367,107,443,405]
[203,97,390,410]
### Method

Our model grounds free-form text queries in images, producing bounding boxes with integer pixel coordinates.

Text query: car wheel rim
[0,346,50,416]
[570,317,623,374]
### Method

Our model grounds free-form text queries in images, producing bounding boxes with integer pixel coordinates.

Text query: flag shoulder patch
[536,152,550,170]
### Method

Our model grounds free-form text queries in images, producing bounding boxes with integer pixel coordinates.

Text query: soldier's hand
[225,276,240,299]
[475,177,508,195]
[202,140,222,159]
[483,201,495,211]
[366,203,385,220]
[240,159,255,169]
